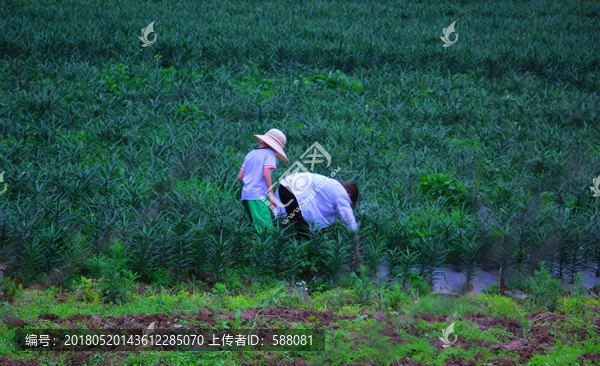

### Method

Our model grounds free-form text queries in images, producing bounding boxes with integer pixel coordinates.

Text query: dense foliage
[0,0,599,289]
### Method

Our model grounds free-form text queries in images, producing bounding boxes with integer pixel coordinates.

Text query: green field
[1,0,600,364]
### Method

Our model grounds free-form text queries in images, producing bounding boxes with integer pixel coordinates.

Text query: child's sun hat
[253,129,289,164]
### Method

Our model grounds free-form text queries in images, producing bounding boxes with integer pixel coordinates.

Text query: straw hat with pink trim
[253,129,289,164]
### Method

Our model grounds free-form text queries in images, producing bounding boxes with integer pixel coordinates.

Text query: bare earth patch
[3,309,598,365]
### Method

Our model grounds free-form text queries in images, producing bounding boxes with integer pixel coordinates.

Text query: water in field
[376,266,600,296]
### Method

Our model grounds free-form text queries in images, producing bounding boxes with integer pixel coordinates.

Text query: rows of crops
[0,0,599,291]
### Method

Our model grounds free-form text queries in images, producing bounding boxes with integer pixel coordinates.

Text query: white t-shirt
[275,173,358,232]
[240,147,277,201]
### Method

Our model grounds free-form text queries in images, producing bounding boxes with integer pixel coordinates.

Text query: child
[237,129,289,235]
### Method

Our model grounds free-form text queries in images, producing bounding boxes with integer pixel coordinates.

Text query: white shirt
[275,173,358,232]
[240,147,277,201]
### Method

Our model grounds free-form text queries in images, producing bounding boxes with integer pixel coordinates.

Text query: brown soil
[2,318,26,329]
[458,312,522,334]
[417,312,450,323]
[6,309,596,366]
[485,359,517,366]
[578,352,600,365]
[429,337,493,351]
[415,310,570,365]
[388,359,430,366]
[0,356,39,366]
[240,359,313,366]
[34,308,342,329]
[63,352,91,366]
[443,355,517,366]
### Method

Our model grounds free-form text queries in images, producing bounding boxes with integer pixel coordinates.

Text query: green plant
[560,297,585,319]
[74,276,102,303]
[399,272,431,296]
[415,229,447,287]
[383,283,408,311]
[97,62,145,94]
[307,277,334,294]
[0,0,598,319]
[396,248,420,288]
[281,288,304,309]
[97,241,138,304]
[231,310,243,329]
[418,173,468,205]
[351,266,375,305]
[205,230,234,283]
[322,233,352,284]
[474,294,523,318]
[312,288,354,310]
[249,233,273,279]
[259,282,286,307]
[311,70,363,93]
[363,232,386,277]
[34,286,57,314]
[0,278,18,301]
[147,267,175,288]
[483,283,500,296]
[518,313,536,343]
[528,263,561,312]
[223,270,245,294]
[213,282,229,309]
[299,255,320,282]
[458,231,484,290]
[385,246,404,279]
[281,237,308,281]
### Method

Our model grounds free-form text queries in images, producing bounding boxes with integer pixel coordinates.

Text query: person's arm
[334,198,358,232]
[263,167,276,209]
[237,168,245,185]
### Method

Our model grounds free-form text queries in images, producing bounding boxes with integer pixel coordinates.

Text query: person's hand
[268,194,277,210]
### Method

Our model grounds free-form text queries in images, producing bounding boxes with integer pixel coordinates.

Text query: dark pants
[279,185,310,239]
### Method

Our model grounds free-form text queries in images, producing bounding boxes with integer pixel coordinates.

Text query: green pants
[242,199,273,235]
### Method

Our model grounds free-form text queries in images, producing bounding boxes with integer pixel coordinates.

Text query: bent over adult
[274,172,361,265]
